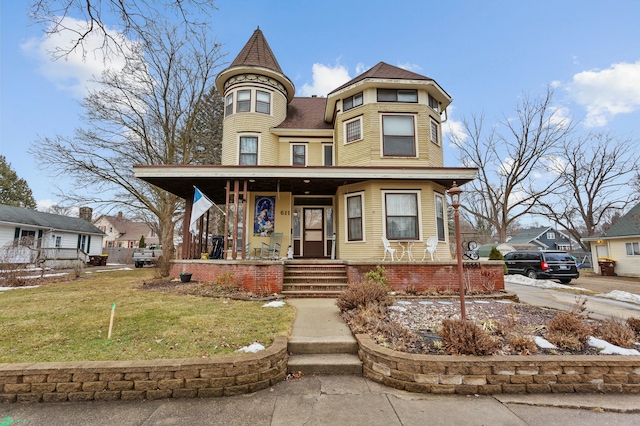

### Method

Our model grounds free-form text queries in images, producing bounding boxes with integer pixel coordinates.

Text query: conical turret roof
[229,27,284,73]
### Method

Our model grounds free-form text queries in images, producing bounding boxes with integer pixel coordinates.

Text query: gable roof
[97,215,156,241]
[329,62,434,95]
[274,97,332,130]
[601,202,640,238]
[507,227,551,245]
[229,27,284,73]
[0,204,104,235]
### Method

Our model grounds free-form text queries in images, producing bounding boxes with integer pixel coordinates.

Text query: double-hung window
[237,90,251,112]
[346,193,363,241]
[344,117,362,144]
[292,144,306,166]
[377,89,418,103]
[256,90,271,114]
[626,242,640,256]
[435,193,445,241]
[239,136,258,165]
[382,115,415,156]
[384,192,419,240]
[323,144,333,166]
[225,94,233,116]
[343,92,363,111]
[430,120,439,145]
[428,94,439,112]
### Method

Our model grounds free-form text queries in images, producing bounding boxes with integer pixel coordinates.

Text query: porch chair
[259,232,283,260]
[381,236,397,261]
[421,236,439,261]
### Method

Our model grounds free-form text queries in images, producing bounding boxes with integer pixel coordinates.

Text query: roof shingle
[0,204,104,235]
[275,97,332,129]
[229,28,283,73]
[329,62,434,95]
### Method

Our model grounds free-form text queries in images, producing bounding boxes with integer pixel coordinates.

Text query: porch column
[241,180,248,259]
[223,180,230,259]
[181,190,194,259]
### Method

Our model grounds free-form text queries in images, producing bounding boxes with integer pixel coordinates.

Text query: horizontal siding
[607,239,640,277]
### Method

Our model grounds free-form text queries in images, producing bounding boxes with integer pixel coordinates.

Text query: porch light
[303,179,310,183]
[448,181,466,320]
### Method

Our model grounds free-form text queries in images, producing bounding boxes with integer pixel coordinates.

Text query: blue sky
[1,0,640,214]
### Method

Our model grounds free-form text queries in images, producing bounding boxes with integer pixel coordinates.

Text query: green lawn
[0,269,295,363]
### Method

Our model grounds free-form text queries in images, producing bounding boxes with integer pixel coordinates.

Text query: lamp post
[448,181,466,320]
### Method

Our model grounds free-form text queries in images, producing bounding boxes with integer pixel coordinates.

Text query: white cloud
[299,63,352,97]
[397,62,422,72]
[548,105,571,129]
[443,119,468,147]
[566,61,640,127]
[355,63,368,74]
[21,16,132,99]
[37,199,57,212]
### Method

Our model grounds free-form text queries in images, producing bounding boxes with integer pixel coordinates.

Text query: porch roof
[134,165,477,202]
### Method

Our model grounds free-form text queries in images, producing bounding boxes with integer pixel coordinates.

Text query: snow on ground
[0,285,39,291]
[533,336,557,349]
[597,290,640,305]
[262,301,286,308]
[236,342,265,353]
[587,337,640,355]
[504,274,590,291]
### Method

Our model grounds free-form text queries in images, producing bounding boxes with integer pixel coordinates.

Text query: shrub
[506,332,537,354]
[336,266,392,312]
[545,312,591,351]
[627,317,640,338]
[595,318,636,348]
[342,304,420,352]
[488,246,503,260]
[439,319,500,355]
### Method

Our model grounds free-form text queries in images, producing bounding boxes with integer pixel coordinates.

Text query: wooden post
[223,181,230,259]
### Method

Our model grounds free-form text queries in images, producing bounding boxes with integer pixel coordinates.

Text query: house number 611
[280,210,290,215]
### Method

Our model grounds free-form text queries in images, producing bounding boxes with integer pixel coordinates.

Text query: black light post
[448,181,466,320]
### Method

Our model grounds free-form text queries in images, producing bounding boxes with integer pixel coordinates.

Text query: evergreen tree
[0,155,37,209]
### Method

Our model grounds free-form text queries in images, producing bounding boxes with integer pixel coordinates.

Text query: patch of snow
[236,342,265,353]
[495,300,513,304]
[0,285,39,291]
[533,336,557,349]
[474,300,489,304]
[262,301,285,308]
[18,273,68,279]
[92,267,133,273]
[437,301,453,305]
[397,301,412,305]
[504,274,590,291]
[597,290,640,305]
[418,301,433,305]
[389,306,407,312]
[587,336,640,355]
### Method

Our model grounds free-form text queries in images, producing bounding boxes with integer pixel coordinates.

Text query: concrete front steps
[287,299,362,376]
[282,261,349,298]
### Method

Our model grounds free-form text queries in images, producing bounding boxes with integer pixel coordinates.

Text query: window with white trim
[256,90,271,114]
[547,232,556,240]
[323,144,333,166]
[377,89,418,103]
[382,114,416,157]
[626,242,640,256]
[346,193,363,241]
[428,94,439,112]
[435,193,445,241]
[225,94,233,116]
[344,117,362,144]
[237,90,251,112]
[55,236,62,248]
[292,144,306,166]
[239,136,258,165]
[384,192,419,240]
[343,92,363,111]
[430,120,439,145]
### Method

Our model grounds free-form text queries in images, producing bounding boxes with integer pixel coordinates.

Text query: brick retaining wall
[0,337,287,403]
[356,334,640,395]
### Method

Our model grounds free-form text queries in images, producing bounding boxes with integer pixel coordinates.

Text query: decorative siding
[276,139,333,166]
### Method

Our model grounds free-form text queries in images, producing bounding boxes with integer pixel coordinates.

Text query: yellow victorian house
[134,29,497,295]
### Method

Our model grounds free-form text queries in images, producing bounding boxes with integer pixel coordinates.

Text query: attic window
[237,90,251,112]
[256,90,270,114]
[377,89,417,103]
[225,94,233,116]
[343,92,363,111]
[428,94,439,112]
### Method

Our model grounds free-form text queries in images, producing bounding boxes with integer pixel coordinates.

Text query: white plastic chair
[421,236,438,261]
[381,236,397,261]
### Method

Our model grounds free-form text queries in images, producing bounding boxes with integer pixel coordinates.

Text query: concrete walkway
[3,375,640,425]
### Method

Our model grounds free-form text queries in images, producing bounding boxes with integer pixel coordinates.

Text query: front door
[303,208,324,257]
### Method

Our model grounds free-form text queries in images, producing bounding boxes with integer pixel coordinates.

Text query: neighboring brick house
[583,202,640,277]
[134,28,477,261]
[93,212,159,249]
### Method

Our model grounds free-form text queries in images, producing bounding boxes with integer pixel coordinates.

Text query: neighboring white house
[582,202,640,277]
[93,212,159,248]
[0,204,105,268]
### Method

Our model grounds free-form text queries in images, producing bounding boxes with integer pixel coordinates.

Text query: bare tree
[449,88,574,242]
[30,20,224,275]
[29,0,216,59]
[535,132,639,251]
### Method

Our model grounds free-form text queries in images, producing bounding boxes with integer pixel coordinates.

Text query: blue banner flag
[189,187,214,234]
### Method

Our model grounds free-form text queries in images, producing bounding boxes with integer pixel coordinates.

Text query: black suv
[503,250,579,283]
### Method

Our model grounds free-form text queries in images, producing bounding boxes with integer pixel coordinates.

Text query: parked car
[132,245,163,268]
[503,250,579,284]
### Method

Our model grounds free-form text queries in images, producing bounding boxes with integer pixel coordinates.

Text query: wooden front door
[303,208,324,257]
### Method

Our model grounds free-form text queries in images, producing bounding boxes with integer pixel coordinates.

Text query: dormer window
[343,92,363,111]
[377,89,417,103]
[237,90,251,112]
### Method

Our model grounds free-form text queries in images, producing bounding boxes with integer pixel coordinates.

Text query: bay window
[382,115,416,156]
[384,192,419,240]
